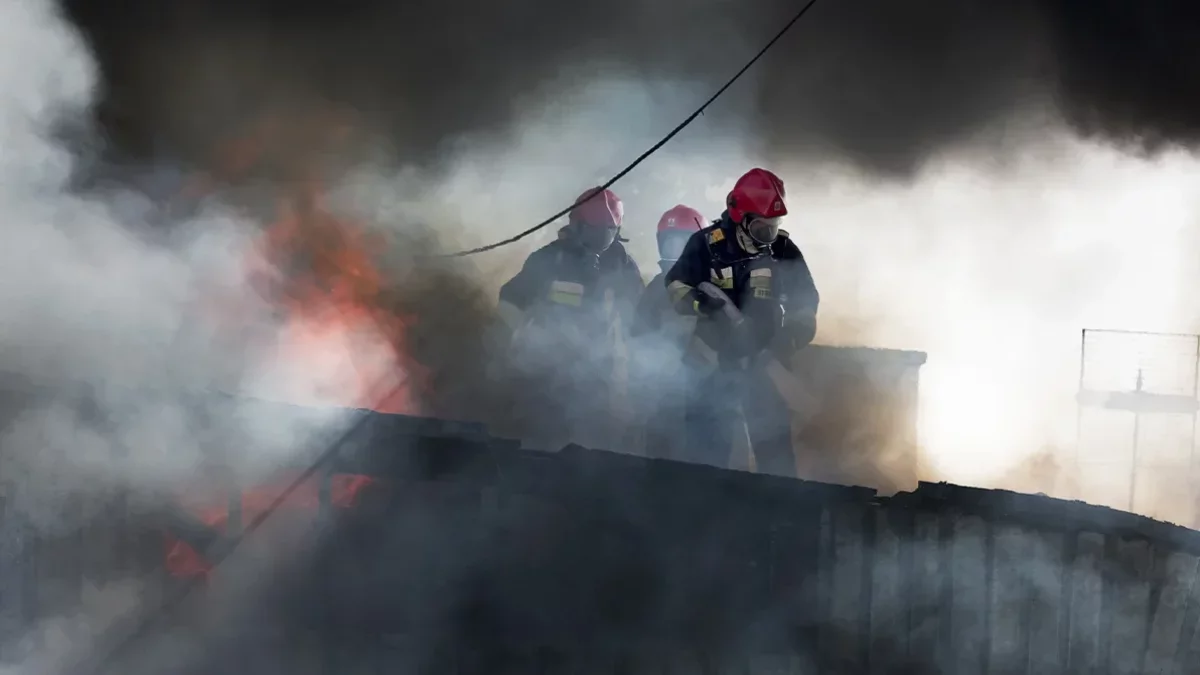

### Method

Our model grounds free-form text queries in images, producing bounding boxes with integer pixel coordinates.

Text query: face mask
[578,224,618,254]
[745,215,781,245]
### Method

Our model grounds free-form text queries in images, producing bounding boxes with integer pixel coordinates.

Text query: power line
[444,0,823,257]
[81,1,823,670]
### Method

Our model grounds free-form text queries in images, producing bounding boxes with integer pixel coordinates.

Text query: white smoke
[368,67,1200,523]
[0,0,381,669]
[0,0,381,487]
[330,71,762,453]
[5,0,1200,668]
[783,140,1200,514]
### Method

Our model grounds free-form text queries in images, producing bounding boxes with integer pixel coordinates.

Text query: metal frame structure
[1075,328,1200,515]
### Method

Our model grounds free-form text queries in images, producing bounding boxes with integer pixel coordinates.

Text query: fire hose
[694,281,816,417]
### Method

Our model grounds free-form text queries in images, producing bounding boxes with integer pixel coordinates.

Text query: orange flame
[194,112,426,414]
[164,112,418,582]
[250,179,423,413]
[165,472,378,581]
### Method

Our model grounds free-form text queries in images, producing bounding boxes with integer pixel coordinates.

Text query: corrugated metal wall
[63,424,1200,675]
[1,397,1198,673]
[808,485,1200,675]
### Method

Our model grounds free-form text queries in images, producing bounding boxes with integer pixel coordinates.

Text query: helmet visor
[657,231,692,261]
[746,215,782,245]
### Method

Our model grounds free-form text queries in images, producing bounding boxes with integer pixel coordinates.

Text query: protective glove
[770,316,816,360]
[692,288,727,317]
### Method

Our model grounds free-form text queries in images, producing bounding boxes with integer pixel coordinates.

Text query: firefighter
[494,186,645,450]
[664,168,819,476]
[626,204,707,459]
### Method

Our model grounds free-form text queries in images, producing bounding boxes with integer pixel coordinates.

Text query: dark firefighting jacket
[498,231,645,336]
[630,262,672,338]
[664,214,819,364]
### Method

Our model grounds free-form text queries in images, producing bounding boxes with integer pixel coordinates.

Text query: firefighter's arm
[664,233,725,317]
[497,249,550,329]
[774,248,820,351]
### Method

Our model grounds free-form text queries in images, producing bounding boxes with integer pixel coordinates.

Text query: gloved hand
[771,316,816,359]
[692,289,727,317]
[728,322,760,360]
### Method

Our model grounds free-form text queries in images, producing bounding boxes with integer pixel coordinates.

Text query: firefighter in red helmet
[626,204,708,459]
[663,169,819,475]
[631,204,708,337]
[495,187,645,450]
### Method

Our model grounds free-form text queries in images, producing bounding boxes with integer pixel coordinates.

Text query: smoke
[0,0,411,670]
[57,0,1200,513]
[401,67,1200,525]
[0,581,145,675]
[61,0,1200,177]
[4,0,1200,667]
[782,140,1200,511]
[0,0,376,496]
[0,0,762,667]
[313,72,758,451]
[758,0,1200,172]
[381,51,1200,509]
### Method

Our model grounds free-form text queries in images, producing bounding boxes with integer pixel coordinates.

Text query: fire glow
[244,182,422,414]
[164,114,425,580]
[195,113,426,414]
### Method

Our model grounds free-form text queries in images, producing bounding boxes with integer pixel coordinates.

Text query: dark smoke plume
[63,0,1200,177]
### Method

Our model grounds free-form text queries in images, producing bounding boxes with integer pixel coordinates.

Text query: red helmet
[568,187,624,228]
[656,204,706,234]
[656,204,704,261]
[726,168,787,223]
